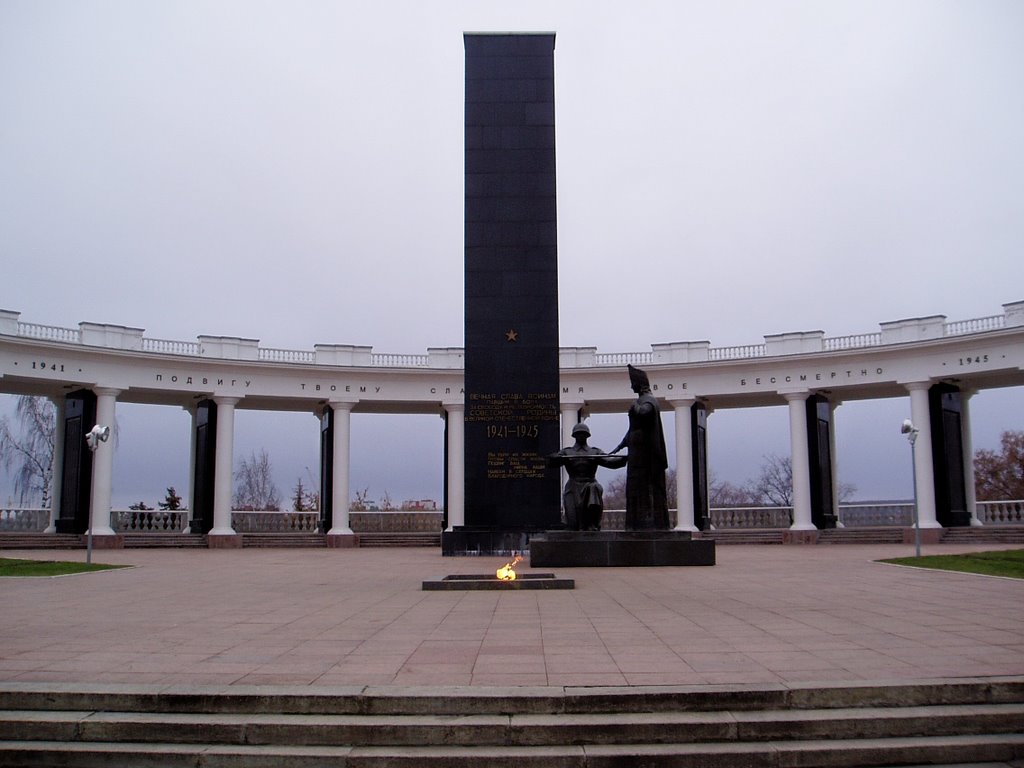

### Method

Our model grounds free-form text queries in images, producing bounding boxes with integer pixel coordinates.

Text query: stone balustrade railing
[710,506,794,528]
[838,503,914,527]
[977,500,1024,524]
[3,500,1022,534]
[230,512,321,533]
[0,508,51,531]
[5,301,1021,369]
[110,510,189,532]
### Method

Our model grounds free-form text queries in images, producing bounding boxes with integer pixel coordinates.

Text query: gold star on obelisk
[505,329,519,342]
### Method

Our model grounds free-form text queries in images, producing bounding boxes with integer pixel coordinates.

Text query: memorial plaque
[460,33,561,543]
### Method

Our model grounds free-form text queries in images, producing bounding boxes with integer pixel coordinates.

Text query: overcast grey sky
[2,1,1022,508]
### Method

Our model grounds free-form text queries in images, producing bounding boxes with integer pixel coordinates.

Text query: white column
[328,400,356,535]
[209,396,238,537]
[445,403,465,531]
[45,396,66,533]
[906,382,940,528]
[670,398,697,532]
[87,387,120,536]
[785,392,815,530]
[185,404,198,533]
[830,400,844,527]
[961,388,981,526]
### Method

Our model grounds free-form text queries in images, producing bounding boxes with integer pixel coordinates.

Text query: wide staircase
[818,527,905,544]
[703,529,785,544]
[357,531,441,548]
[0,678,1021,766]
[0,533,81,550]
[240,533,327,548]
[123,533,207,548]
[942,526,1024,545]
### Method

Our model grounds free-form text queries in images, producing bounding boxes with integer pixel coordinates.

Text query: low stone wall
[350,512,443,533]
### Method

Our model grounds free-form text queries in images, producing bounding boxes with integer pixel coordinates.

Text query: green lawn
[0,558,131,577]
[881,549,1024,579]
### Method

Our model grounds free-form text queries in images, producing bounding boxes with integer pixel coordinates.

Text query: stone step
[358,533,440,547]
[1,680,1021,767]
[2,733,1023,767]
[703,530,785,544]
[2,703,1022,747]
[4,678,1022,716]
[241,534,326,548]
[0,533,81,549]
[942,526,1024,543]
[819,528,905,544]
[122,534,207,548]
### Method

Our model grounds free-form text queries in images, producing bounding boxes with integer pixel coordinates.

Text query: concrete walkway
[0,544,1021,688]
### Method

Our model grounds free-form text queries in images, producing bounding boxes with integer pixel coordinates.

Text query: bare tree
[0,396,56,507]
[975,430,1024,500]
[233,449,281,511]
[602,469,676,509]
[351,488,371,511]
[708,473,758,507]
[291,474,319,512]
[751,453,793,507]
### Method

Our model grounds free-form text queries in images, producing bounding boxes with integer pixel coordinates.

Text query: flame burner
[422,573,574,591]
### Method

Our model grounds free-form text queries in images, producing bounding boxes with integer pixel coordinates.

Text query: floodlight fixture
[86,425,111,452]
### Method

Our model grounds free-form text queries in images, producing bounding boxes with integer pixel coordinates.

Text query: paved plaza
[1,544,1022,689]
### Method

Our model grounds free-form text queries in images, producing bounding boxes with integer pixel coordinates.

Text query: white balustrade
[17,322,81,344]
[259,347,316,364]
[370,353,429,367]
[0,508,51,531]
[3,305,1020,367]
[824,333,883,351]
[111,510,188,532]
[976,500,1024,524]
[594,351,653,366]
[231,511,320,533]
[709,506,793,528]
[141,338,201,356]
[945,315,1005,336]
[837,502,914,527]
[708,344,766,361]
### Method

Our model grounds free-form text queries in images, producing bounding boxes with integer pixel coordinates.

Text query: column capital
[782,391,809,403]
[443,402,465,414]
[903,381,932,393]
[213,395,241,407]
[93,386,122,398]
[328,398,358,412]
[666,396,697,409]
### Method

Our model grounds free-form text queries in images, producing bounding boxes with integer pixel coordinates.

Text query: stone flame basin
[421,573,575,591]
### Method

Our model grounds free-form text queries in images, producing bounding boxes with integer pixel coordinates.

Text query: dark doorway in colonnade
[190,399,217,534]
[318,408,333,533]
[929,383,970,527]
[806,395,837,529]
[692,403,711,531]
[55,389,95,534]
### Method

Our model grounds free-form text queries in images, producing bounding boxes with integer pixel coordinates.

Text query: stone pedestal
[87,534,124,550]
[207,534,242,549]
[326,533,359,549]
[529,530,715,568]
[442,527,534,557]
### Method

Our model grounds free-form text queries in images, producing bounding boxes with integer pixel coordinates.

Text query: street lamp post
[901,419,921,558]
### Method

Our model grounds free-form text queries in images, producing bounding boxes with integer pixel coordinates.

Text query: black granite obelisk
[444,33,561,555]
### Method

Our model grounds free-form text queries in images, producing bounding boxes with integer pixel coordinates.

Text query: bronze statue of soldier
[547,422,626,531]
[610,365,670,530]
